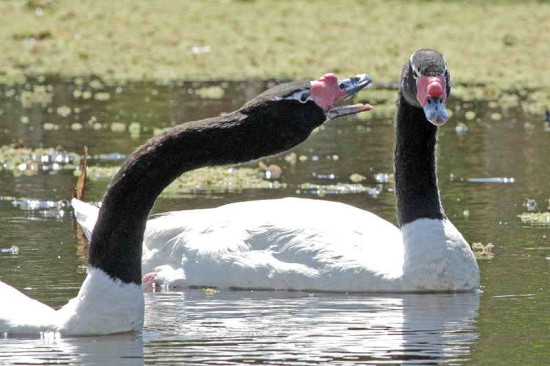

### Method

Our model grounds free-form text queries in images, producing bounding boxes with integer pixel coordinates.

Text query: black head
[243,73,372,126]
[401,49,451,125]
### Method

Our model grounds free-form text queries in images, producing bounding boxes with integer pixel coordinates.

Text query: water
[0,78,548,365]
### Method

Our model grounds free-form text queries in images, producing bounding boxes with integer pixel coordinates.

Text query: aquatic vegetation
[518,212,550,226]
[20,85,53,108]
[297,183,382,197]
[75,165,285,195]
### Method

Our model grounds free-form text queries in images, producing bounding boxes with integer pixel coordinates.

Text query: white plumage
[72,197,479,292]
[0,268,143,335]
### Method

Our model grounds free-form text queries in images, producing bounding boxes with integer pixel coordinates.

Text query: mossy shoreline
[0,0,548,89]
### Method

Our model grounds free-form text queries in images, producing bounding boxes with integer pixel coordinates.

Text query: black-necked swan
[0,73,373,336]
[73,50,479,293]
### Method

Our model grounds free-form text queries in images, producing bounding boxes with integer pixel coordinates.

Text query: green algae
[0,0,547,90]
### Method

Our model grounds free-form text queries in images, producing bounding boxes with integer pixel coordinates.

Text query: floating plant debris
[75,165,286,195]
[202,288,219,295]
[349,173,366,183]
[195,86,225,99]
[518,212,550,226]
[472,242,494,260]
[297,183,381,197]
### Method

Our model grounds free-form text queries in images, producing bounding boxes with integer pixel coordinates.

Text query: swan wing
[142,198,404,291]
[73,197,404,291]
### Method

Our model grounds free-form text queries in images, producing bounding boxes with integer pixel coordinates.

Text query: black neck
[88,105,320,284]
[394,92,445,227]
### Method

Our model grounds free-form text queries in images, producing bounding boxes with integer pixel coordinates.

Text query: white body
[0,268,144,335]
[73,197,479,292]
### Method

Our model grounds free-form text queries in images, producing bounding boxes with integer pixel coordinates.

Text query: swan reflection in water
[0,291,479,364]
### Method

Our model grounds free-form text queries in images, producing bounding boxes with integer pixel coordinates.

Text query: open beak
[326,74,373,120]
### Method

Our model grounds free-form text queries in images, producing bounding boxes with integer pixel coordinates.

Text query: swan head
[237,73,372,154]
[243,73,373,122]
[401,49,450,126]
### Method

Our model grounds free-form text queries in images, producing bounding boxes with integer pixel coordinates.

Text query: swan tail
[0,280,57,333]
[71,198,99,241]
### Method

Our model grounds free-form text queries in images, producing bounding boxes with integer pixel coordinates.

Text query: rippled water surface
[0,78,548,365]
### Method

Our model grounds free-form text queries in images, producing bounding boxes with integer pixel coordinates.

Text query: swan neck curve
[394,92,445,227]
[88,105,322,284]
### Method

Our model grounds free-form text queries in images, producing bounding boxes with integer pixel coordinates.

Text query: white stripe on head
[283,89,313,104]
[409,52,420,79]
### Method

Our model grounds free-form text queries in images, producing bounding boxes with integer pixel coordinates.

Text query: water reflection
[0,291,479,365]
[142,291,479,364]
[0,333,143,365]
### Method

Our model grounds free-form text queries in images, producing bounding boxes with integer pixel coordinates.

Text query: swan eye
[300,92,310,103]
